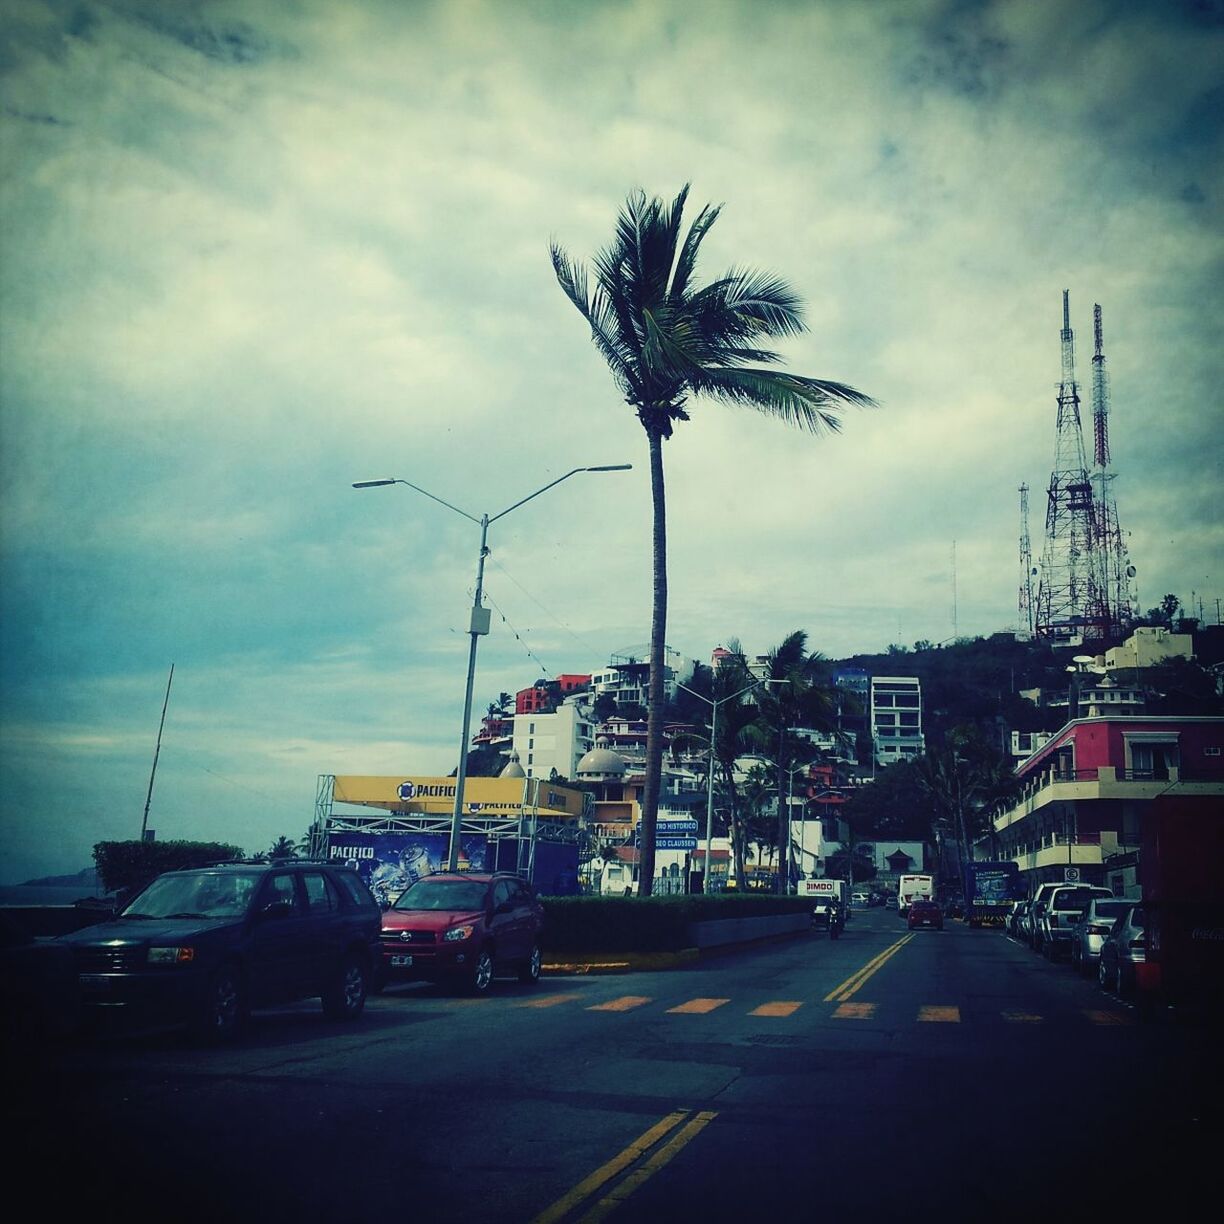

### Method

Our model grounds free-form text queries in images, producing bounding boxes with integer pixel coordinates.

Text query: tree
[267,835,298,861]
[552,186,874,894]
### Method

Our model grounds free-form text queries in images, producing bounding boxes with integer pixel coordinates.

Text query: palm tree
[552,186,875,895]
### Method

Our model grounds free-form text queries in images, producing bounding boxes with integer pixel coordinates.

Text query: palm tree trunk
[638,426,668,898]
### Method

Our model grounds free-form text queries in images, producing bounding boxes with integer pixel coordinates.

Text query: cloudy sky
[2,0,1221,882]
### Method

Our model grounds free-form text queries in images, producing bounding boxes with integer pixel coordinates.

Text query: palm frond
[670,198,721,302]
[690,367,876,433]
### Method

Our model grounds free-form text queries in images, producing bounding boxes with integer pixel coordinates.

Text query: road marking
[917,1005,961,1023]
[667,998,730,1014]
[824,933,915,1002]
[1001,1010,1044,1024]
[577,1111,718,1223]
[750,1001,803,1017]
[587,995,653,1012]
[518,994,580,1009]
[530,1110,691,1224]
[832,1002,877,1020]
[1084,1009,1133,1026]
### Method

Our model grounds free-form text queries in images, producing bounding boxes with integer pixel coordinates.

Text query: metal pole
[448,515,489,871]
[702,699,718,893]
[141,663,174,840]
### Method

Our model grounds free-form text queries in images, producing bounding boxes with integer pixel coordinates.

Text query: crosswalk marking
[1002,1010,1044,1024]
[917,1005,961,1023]
[518,994,580,1009]
[832,1002,877,1020]
[1083,1009,1133,1026]
[667,998,731,1015]
[587,995,653,1012]
[750,1001,803,1017]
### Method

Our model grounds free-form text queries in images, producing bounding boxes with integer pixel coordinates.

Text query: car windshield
[394,879,487,912]
[1052,887,1103,909]
[1093,900,1131,919]
[123,871,261,919]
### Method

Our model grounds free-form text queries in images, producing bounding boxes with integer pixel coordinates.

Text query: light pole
[676,676,784,893]
[355,464,631,871]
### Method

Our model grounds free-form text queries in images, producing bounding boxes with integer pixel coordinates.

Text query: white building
[870,676,925,764]
[511,695,596,781]
[1105,626,1194,671]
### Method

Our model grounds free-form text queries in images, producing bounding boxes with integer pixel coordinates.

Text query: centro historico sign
[331,775,586,818]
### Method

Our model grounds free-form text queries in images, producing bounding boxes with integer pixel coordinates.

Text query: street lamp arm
[353,477,480,524]
[488,464,631,525]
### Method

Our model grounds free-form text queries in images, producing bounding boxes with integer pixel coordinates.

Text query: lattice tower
[1018,484,1034,636]
[1035,291,1106,642]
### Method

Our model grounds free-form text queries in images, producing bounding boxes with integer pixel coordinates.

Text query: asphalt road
[13,908,1218,1221]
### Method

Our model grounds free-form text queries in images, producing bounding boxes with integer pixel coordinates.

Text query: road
[13,908,1218,1221]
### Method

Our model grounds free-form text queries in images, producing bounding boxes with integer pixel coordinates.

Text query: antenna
[952,540,958,640]
[1018,484,1034,636]
[141,664,174,841]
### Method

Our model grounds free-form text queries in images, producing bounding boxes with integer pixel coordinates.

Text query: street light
[676,676,786,893]
[354,464,632,871]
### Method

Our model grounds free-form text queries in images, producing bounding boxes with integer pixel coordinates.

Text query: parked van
[600,861,637,896]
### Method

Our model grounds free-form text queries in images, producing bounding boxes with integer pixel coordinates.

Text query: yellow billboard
[332,776,585,818]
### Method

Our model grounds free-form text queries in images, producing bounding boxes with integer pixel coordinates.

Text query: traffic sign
[657,837,698,851]
[657,820,699,834]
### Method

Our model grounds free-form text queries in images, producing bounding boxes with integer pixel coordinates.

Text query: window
[1129,742,1179,779]
[1206,747,1221,757]
[262,873,301,913]
[303,872,338,913]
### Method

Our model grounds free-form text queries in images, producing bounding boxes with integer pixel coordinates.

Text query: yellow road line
[577,1112,719,1224]
[824,933,914,1002]
[750,1001,803,1017]
[666,998,730,1015]
[917,1005,961,1023]
[518,994,580,1009]
[587,995,653,1012]
[832,1001,877,1020]
[530,1110,691,1224]
[1002,1010,1044,1024]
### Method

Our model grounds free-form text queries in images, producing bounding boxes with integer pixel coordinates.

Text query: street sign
[657,837,698,851]
[657,820,699,834]
[1064,866,1081,882]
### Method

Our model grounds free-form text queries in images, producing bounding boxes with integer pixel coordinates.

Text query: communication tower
[1033,293,1133,644]
[1018,484,1034,637]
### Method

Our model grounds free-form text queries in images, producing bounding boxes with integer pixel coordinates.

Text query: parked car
[1070,897,1135,975]
[907,899,944,930]
[851,892,870,907]
[1035,884,1113,960]
[378,872,544,994]
[885,895,899,910]
[1098,904,1147,996]
[1007,899,1031,941]
[57,861,381,1040]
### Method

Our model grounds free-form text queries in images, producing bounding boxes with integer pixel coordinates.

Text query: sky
[1,0,1221,883]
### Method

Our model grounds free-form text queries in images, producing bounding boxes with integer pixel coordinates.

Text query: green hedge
[93,840,246,896]
[538,894,811,954]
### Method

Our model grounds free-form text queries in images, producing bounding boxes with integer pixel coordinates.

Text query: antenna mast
[1018,484,1034,636]
[1035,291,1105,644]
[141,664,174,841]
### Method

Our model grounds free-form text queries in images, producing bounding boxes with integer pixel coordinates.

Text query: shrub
[93,840,246,897]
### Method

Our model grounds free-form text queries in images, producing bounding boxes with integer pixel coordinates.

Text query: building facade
[870,676,925,765]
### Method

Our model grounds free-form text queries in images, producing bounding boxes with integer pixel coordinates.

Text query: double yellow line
[824,932,915,1002]
[532,1108,717,1224]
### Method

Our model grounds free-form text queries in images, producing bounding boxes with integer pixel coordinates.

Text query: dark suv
[58,862,381,1040]
[378,872,544,993]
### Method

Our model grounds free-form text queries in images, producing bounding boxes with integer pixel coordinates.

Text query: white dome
[499,750,526,778]
[577,741,628,777]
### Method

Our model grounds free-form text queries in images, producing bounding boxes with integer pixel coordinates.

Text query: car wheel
[519,942,542,985]
[1098,956,1112,992]
[193,962,244,1043]
[322,954,368,1020]
[468,947,495,994]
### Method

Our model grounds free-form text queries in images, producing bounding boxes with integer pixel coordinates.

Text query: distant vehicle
[907,899,944,931]
[885,895,899,910]
[378,872,544,994]
[851,892,870,907]
[1098,904,1146,996]
[799,878,851,923]
[811,898,844,938]
[897,874,934,916]
[57,862,381,1041]
[1036,884,1112,960]
[1027,881,1079,956]
[1008,899,1031,941]
[1070,897,1135,975]
[600,861,637,896]
[961,861,1024,928]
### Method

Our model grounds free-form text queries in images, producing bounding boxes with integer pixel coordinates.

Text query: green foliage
[539,894,811,954]
[93,840,245,896]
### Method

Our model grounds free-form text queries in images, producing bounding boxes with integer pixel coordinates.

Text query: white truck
[897,873,934,916]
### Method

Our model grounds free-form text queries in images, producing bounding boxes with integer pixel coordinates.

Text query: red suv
[907,899,944,930]
[378,873,544,993]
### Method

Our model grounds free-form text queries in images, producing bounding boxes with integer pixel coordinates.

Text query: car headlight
[147,946,195,964]
[443,925,475,942]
